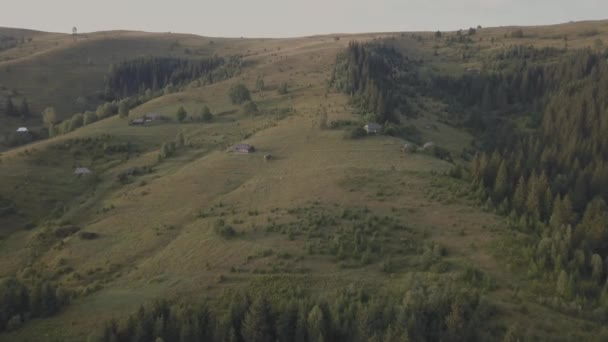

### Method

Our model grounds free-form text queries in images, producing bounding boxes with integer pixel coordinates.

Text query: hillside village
[0,20,607,341]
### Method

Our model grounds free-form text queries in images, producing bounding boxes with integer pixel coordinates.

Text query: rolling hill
[0,20,608,341]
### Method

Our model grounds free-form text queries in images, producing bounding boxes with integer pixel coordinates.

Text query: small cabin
[130,118,145,126]
[402,143,417,153]
[466,67,481,75]
[423,142,435,150]
[16,127,28,133]
[144,113,163,122]
[364,123,382,134]
[234,144,255,153]
[74,167,92,176]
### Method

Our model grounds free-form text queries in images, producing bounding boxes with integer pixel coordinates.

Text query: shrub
[329,120,356,129]
[346,127,367,139]
[433,146,453,162]
[277,82,289,95]
[510,29,524,38]
[241,100,258,115]
[176,106,187,122]
[229,83,251,104]
[54,225,81,238]
[201,105,213,122]
[79,231,99,240]
[214,219,236,239]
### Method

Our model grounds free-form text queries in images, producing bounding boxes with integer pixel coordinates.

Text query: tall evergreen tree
[494,160,509,200]
[513,175,527,214]
[4,96,15,117]
[241,297,275,342]
[19,98,30,118]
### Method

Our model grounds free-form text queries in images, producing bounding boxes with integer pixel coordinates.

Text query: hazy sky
[2,0,607,37]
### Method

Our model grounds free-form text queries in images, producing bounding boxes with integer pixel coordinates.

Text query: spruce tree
[201,105,213,122]
[494,160,509,200]
[512,175,527,214]
[19,98,30,118]
[241,297,274,342]
[5,96,15,117]
[526,172,540,219]
[176,106,187,122]
[175,131,185,148]
[307,305,325,342]
[541,187,554,222]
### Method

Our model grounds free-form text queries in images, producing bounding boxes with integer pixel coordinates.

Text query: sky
[1,0,607,38]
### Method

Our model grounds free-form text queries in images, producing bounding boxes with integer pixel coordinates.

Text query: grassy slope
[1,21,608,341]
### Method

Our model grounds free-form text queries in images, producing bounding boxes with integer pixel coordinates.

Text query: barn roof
[74,167,92,175]
[365,123,382,130]
[235,143,253,149]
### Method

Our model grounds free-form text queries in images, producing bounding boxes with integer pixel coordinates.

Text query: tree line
[0,277,68,332]
[331,42,422,124]
[3,96,31,119]
[94,284,496,342]
[337,38,608,312]
[104,56,241,100]
[460,48,608,307]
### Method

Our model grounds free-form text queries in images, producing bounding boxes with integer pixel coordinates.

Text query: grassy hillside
[1,21,608,341]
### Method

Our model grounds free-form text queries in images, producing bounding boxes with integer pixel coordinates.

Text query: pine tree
[255,76,265,92]
[526,172,540,219]
[19,98,30,118]
[201,105,213,122]
[118,101,129,118]
[307,305,325,342]
[276,302,298,342]
[591,254,603,282]
[549,195,563,227]
[241,297,274,342]
[176,106,187,122]
[494,160,509,200]
[512,175,527,214]
[557,270,568,296]
[4,96,16,117]
[175,132,185,148]
[541,187,554,222]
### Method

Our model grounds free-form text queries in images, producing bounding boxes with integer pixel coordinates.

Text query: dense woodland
[95,284,496,342]
[0,35,18,52]
[104,56,241,100]
[3,96,31,119]
[336,40,608,314]
[331,42,422,123]
[0,277,68,332]
[467,48,608,310]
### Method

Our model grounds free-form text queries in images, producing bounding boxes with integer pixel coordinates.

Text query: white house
[364,123,382,134]
[16,127,28,133]
[74,167,92,176]
[423,142,435,150]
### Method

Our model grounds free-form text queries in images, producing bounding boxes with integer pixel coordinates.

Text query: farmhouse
[402,143,417,153]
[364,123,382,134]
[423,142,435,150]
[234,143,255,153]
[74,167,92,176]
[466,67,481,75]
[130,118,145,126]
[16,127,28,133]
[144,113,163,122]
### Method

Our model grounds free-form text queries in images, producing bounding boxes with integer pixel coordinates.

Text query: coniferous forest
[96,285,494,342]
[104,56,241,100]
[336,40,608,313]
